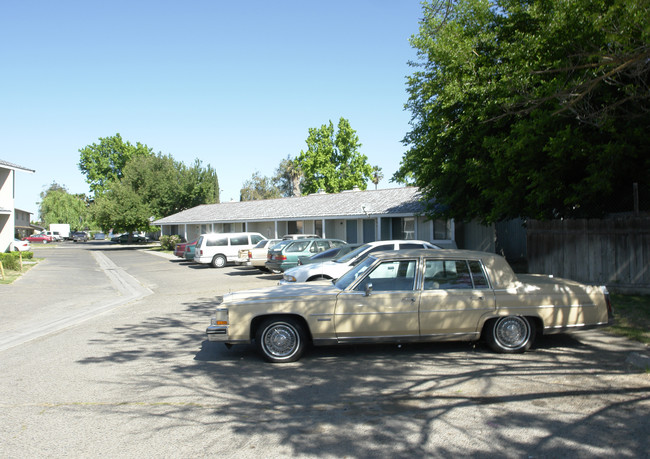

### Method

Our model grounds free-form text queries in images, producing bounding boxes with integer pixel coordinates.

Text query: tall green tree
[296,118,374,194]
[274,156,303,197]
[240,171,282,201]
[78,133,153,195]
[92,180,151,235]
[371,165,384,190]
[92,153,219,232]
[39,182,89,230]
[395,0,650,222]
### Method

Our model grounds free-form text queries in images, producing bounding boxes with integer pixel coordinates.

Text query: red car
[174,241,190,258]
[24,233,53,244]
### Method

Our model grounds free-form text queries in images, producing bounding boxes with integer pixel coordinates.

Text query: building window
[288,221,303,234]
[390,217,415,240]
[433,219,450,240]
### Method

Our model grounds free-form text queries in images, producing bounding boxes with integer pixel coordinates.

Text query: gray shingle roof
[0,159,35,173]
[155,187,426,224]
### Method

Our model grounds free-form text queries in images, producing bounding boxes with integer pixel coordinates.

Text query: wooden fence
[527,218,650,292]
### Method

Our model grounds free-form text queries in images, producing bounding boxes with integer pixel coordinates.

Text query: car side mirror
[364,283,373,297]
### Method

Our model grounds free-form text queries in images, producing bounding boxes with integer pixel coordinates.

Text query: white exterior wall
[0,168,14,252]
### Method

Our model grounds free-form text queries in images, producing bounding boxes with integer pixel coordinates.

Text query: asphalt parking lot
[1,243,648,457]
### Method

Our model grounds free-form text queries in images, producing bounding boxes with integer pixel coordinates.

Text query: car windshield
[334,257,376,290]
[333,243,371,264]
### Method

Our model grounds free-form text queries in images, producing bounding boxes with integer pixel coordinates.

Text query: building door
[346,220,357,243]
[363,219,375,242]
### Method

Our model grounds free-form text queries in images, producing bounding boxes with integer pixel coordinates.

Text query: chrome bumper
[206,325,228,342]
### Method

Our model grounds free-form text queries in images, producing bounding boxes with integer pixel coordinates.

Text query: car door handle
[402,298,416,303]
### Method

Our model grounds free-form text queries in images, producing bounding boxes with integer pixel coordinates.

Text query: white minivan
[194,232,266,268]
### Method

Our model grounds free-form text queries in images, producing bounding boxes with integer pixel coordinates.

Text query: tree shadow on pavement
[76,296,650,458]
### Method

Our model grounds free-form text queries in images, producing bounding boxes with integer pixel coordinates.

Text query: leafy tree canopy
[395,0,650,222]
[297,118,374,194]
[91,153,219,232]
[240,171,282,201]
[38,182,89,230]
[78,133,153,195]
[274,155,303,198]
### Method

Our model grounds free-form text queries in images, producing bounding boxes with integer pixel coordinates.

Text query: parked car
[184,240,198,261]
[297,243,362,266]
[111,233,149,243]
[24,233,53,244]
[265,238,347,273]
[282,234,320,240]
[238,239,282,271]
[207,249,614,362]
[282,240,439,283]
[10,239,31,251]
[174,240,194,258]
[94,232,106,240]
[44,231,63,242]
[72,231,89,242]
[194,232,266,268]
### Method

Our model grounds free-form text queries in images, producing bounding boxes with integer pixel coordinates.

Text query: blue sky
[1,0,424,217]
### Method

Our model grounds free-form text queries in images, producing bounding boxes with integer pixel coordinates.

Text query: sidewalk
[0,244,152,352]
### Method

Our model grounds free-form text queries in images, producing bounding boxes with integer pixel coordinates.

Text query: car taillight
[277,255,286,261]
[248,250,253,260]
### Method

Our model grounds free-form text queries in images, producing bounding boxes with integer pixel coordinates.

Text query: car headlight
[211,308,228,326]
[283,275,297,282]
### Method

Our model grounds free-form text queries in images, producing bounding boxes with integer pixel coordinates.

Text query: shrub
[0,251,33,271]
[159,235,181,251]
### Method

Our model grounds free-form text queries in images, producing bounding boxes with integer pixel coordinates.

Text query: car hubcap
[495,316,529,349]
[263,324,298,358]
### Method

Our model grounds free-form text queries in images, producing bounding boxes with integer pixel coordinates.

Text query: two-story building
[1,159,35,252]
[14,208,35,240]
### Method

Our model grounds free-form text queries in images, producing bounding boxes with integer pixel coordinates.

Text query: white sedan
[281,240,440,283]
[10,239,31,252]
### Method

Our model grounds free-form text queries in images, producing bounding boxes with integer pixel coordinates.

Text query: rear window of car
[286,240,312,252]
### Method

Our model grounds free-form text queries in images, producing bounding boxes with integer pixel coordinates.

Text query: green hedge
[0,251,33,270]
[159,235,182,251]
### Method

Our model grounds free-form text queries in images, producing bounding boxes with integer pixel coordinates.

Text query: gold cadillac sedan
[206,249,613,363]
